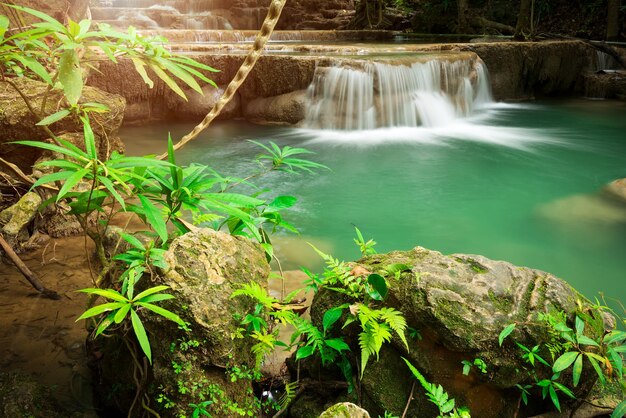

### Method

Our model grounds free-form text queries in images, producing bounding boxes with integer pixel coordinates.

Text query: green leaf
[498,323,516,346]
[137,194,168,243]
[549,384,561,412]
[134,285,171,301]
[78,288,128,302]
[296,345,315,360]
[325,338,350,352]
[120,233,145,251]
[0,15,8,38]
[155,56,203,94]
[95,311,116,337]
[58,49,83,106]
[149,63,186,100]
[268,195,297,210]
[36,109,71,126]
[6,4,66,32]
[577,335,599,347]
[130,309,151,363]
[98,175,126,210]
[611,399,626,418]
[80,115,97,159]
[113,303,132,324]
[130,57,154,88]
[76,302,125,320]
[553,351,579,373]
[13,140,85,160]
[572,352,582,387]
[323,307,344,333]
[585,353,606,385]
[136,302,185,327]
[56,167,90,201]
[12,54,53,85]
[367,274,388,300]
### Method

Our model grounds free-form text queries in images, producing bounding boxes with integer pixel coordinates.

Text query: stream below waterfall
[122,98,626,306]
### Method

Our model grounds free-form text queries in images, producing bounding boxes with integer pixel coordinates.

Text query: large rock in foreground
[148,229,270,417]
[310,247,607,418]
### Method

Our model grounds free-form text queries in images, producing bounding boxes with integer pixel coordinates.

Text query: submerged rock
[309,247,609,418]
[0,191,41,250]
[244,90,308,125]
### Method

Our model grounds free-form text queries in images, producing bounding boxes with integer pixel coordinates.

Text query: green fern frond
[250,330,277,369]
[278,381,299,410]
[231,281,276,309]
[379,307,409,350]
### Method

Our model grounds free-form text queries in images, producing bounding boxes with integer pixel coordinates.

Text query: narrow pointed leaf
[76,302,125,320]
[130,309,151,363]
[553,351,579,373]
[138,194,168,243]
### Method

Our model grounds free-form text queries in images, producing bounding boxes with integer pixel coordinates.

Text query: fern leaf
[231,282,276,308]
[380,307,409,350]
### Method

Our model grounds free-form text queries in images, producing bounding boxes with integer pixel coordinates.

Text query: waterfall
[304,57,493,130]
[595,51,617,72]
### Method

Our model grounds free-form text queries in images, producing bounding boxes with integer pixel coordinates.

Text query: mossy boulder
[319,402,371,418]
[0,371,66,418]
[0,191,41,250]
[309,247,610,418]
[148,229,270,417]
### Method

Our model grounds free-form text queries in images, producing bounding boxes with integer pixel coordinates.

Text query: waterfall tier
[304,54,492,130]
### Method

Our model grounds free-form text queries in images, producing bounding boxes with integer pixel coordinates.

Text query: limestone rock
[95,228,270,417]
[309,247,607,418]
[0,78,125,172]
[166,86,241,121]
[319,402,371,418]
[0,192,41,249]
[244,90,307,125]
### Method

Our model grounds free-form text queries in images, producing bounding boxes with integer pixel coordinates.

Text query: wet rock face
[0,78,125,172]
[310,247,607,418]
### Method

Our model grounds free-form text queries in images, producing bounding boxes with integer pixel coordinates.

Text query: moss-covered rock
[308,247,611,418]
[319,402,371,418]
[0,371,66,418]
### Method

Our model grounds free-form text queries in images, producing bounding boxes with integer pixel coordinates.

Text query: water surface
[122,99,626,305]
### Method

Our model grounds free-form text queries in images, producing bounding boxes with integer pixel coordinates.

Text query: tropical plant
[403,357,471,418]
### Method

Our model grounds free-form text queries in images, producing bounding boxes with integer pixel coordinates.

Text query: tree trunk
[457,0,470,34]
[515,0,532,40]
[607,0,620,41]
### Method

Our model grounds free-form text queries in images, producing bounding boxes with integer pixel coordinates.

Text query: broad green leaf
[367,274,388,300]
[120,233,145,251]
[13,140,85,160]
[137,294,175,303]
[296,345,315,360]
[12,54,53,85]
[95,311,116,337]
[0,15,8,38]
[577,335,599,347]
[325,338,350,352]
[553,351,579,373]
[552,381,576,399]
[134,285,170,301]
[78,288,128,302]
[149,63,186,100]
[136,302,185,327]
[56,167,90,201]
[58,49,83,106]
[76,302,125,320]
[113,303,132,324]
[549,384,561,412]
[268,195,297,210]
[575,316,584,336]
[206,192,264,207]
[585,353,606,385]
[130,309,151,363]
[572,352,582,387]
[323,307,344,333]
[137,194,168,243]
[31,169,76,189]
[441,399,455,414]
[130,57,154,88]
[36,109,71,126]
[80,115,97,159]
[155,56,203,94]
[498,324,516,346]
[604,330,626,345]
[98,175,126,210]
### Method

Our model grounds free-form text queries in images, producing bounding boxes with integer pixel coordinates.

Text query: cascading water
[304,56,492,130]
